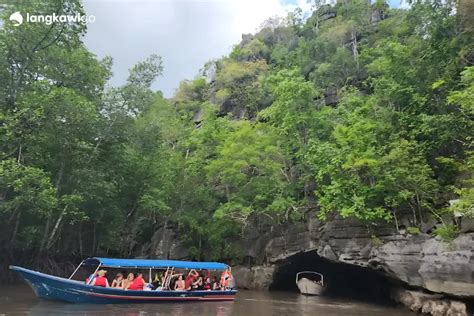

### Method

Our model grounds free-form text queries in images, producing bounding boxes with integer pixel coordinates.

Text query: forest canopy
[0,0,472,266]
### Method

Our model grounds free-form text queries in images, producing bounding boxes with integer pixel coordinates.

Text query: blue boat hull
[10,266,237,304]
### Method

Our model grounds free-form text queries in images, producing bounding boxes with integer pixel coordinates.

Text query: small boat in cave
[296,271,324,295]
[10,257,237,303]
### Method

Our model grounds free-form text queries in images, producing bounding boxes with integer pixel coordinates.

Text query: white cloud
[83,0,311,97]
[399,0,411,9]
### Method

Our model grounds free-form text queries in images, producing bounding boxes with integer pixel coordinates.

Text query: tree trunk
[92,222,97,254]
[17,143,22,163]
[46,204,69,250]
[416,193,424,224]
[225,184,230,202]
[39,216,52,253]
[39,161,64,253]
[409,202,418,226]
[393,210,399,233]
[79,224,83,256]
[10,209,22,244]
[351,30,359,69]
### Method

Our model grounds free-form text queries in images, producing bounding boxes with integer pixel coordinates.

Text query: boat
[296,271,324,295]
[9,257,237,303]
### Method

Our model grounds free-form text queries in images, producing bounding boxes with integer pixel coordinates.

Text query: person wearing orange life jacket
[127,273,147,290]
[91,270,109,287]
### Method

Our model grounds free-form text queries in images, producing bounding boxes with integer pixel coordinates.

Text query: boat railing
[296,271,324,286]
[162,267,174,290]
[67,257,234,289]
[68,260,84,279]
[69,260,102,284]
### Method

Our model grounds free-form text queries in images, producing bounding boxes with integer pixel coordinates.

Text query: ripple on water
[0,285,415,316]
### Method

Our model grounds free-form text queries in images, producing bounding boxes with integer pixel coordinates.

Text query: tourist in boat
[184,269,199,290]
[122,273,134,289]
[91,270,109,287]
[127,272,147,290]
[192,273,204,290]
[211,276,219,290]
[227,272,235,290]
[163,271,181,290]
[152,272,162,289]
[174,274,186,291]
[203,276,212,290]
[11,258,237,303]
[111,273,124,288]
[220,268,233,290]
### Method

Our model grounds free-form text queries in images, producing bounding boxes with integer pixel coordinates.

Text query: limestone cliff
[235,215,473,298]
[144,215,473,300]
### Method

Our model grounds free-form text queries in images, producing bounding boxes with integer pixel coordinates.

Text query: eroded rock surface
[390,288,467,316]
[238,215,474,299]
[146,214,474,302]
[233,265,276,290]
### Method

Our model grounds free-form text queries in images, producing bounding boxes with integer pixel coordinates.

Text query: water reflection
[0,285,414,316]
[26,300,235,316]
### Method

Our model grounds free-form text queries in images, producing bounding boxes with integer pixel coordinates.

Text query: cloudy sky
[82,0,404,97]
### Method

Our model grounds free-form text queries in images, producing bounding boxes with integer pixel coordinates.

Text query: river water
[0,285,414,316]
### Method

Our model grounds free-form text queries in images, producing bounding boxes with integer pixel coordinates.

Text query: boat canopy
[82,257,229,270]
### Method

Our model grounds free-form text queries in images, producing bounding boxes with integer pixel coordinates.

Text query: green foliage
[448,66,474,116]
[406,226,421,235]
[206,121,289,224]
[0,0,472,263]
[230,38,269,61]
[213,59,269,117]
[448,151,474,218]
[434,224,459,242]
[370,235,384,247]
[0,159,57,247]
[304,95,438,222]
[173,77,209,108]
[0,159,56,216]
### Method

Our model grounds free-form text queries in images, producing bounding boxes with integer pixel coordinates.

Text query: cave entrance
[270,250,397,304]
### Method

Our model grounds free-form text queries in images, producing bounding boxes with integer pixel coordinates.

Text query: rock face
[141,224,190,260]
[390,288,467,316]
[238,215,474,299]
[146,213,474,305]
[232,265,276,290]
[374,233,474,297]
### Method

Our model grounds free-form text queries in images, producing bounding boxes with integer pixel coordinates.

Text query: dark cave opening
[269,250,400,304]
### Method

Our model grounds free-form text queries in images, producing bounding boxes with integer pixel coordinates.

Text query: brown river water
[0,285,414,316]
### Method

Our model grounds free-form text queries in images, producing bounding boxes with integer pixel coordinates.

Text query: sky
[82,0,404,98]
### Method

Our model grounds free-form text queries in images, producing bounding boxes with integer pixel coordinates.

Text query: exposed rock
[370,5,388,24]
[232,215,474,300]
[192,108,203,123]
[232,265,276,290]
[373,234,474,297]
[324,86,339,106]
[319,6,337,22]
[319,244,337,261]
[240,33,253,47]
[447,301,468,316]
[147,213,474,305]
[147,225,190,260]
[460,217,474,233]
[390,288,467,316]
